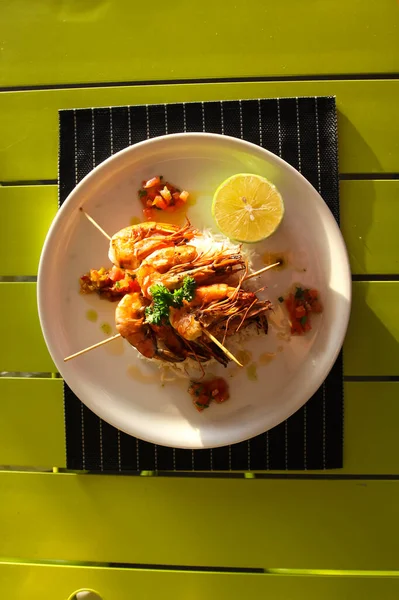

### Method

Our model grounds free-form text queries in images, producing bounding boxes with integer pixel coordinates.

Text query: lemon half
[212,174,285,243]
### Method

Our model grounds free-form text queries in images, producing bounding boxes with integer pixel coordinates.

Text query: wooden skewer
[80,207,112,241]
[244,261,281,281]
[64,333,121,362]
[201,328,243,367]
[65,329,243,368]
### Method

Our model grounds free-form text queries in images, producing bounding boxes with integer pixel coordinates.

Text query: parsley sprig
[145,276,196,325]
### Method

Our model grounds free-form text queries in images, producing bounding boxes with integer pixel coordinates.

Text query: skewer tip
[202,328,243,367]
[243,261,282,282]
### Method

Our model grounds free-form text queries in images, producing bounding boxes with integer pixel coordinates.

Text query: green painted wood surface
[0,284,55,373]
[1,182,397,277]
[342,383,399,475]
[0,186,58,277]
[345,282,399,376]
[1,282,397,375]
[0,1,397,591]
[0,379,64,468]
[1,563,399,600]
[1,381,398,474]
[1,1,398,87]
[0,81,398,182]
[1,472,399,570]
[341,181,399,275]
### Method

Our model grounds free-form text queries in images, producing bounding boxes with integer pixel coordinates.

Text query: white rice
[189,228,255,268]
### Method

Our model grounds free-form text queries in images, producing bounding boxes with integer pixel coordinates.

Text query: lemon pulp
[212,173,284,243]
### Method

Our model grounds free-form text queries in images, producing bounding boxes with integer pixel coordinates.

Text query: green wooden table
[1,1,398,597]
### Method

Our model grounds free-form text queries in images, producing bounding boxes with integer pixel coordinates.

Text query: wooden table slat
[1,0,398,87]
[1,281,397,376]
[345,282,399,376]
[1,472,399,570]
[0,283,55,373]
[1,381,398,474]
[1,181,398,277]
[0,81,398,182]
[341,181,399,275]
[1,562,399,600]
[0,378,65,468]
[0,185,58,277]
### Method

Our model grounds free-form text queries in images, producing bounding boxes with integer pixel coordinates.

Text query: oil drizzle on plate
[100,322,112,335]
[86,309,98,322]
[246,363,258,381]
[262,251,289,271]
[236,350,253,366]
[259,352,276,366]
[127,365,155,384]
[141,191,198,227]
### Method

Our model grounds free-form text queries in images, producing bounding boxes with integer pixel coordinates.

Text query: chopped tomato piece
[283,286,323,336]
[138,176,190,217]
[311,301,323,313]
[109,266,125,282]
[188,377,230,411]
[160,186,172,203]
[128,278,141,292]
[207,378,230,403]
[144,176,161,189]
[295,305,306,318]
[179,190,189,202]
[152,195,168,210]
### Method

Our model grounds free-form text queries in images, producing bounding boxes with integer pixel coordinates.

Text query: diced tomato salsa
[188,377,230,411]
[284,287,323,335]
[139,175,189,220]
[80,266,140,300]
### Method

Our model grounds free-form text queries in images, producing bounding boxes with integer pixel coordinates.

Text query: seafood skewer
[109,221,197,269]
[64,290,241,366]
[69,213,276,367]
[169,284,272,352]
[136,245,245,299]
[115,292,191,363]
[80,211,279,290]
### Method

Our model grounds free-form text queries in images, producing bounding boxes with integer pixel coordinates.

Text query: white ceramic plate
[38,133,351,449]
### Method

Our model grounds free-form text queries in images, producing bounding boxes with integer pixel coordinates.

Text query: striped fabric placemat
[59,97,342,472]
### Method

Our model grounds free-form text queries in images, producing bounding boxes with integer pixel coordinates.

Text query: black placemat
[59,97,343,472]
